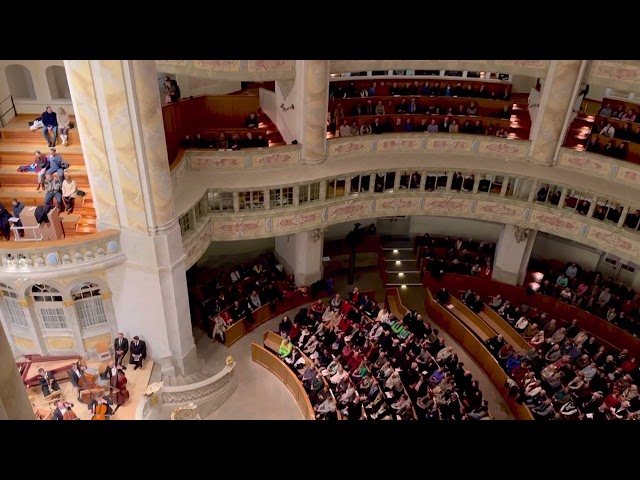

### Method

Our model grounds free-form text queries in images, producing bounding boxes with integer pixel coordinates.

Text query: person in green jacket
[279,338,293,358]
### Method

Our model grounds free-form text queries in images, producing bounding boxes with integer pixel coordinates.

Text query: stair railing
[0,94,17,127]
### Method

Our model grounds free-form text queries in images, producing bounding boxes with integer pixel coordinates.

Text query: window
[269,187,293,208]
[564,189,590,215]
[300,182,321,204]
[327,177,346,199]
[239,191,265,210]
[621,264,636,273]
[179,213,191,236]
[72,283,107,328]
[374,172,395,192]
[5,64,37,100]
[31,284,63,302]
[0,283,27,327]
[45,65,71,100]
[208,192,234,212]
[40,308,67,329]
[425,171,448,191]
[534,184,561,205]
[349,175,370,195]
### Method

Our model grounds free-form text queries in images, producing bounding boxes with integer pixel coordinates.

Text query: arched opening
[45,65,71,100]
[0,283,27,327]
[71,282,107,329]
[30,284,66,330]
[4,64,37,100]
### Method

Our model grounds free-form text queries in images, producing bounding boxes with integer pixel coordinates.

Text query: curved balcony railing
[328,60,549,78]
[0,230,125,278]
[557,147,640,188]
[178,183,640,270]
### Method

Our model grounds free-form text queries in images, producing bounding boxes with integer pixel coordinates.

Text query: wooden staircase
[508,92,532,140]
[0,114,97,238]
[257,108,286,146]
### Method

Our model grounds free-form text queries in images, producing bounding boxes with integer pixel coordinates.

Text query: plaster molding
[182,191,640,269]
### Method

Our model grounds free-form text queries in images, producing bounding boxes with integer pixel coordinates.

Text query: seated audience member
[61,175,78,214]
[229,133,241,150]
[42,106,58,147]
[279,337,293,359]
[46,148,66,181]
[585,135,601,153]
[245,112,259,129]
[216,133,229,150]
[43,174,63,209]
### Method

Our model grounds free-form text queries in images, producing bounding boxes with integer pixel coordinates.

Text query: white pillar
[65,60,197,376]
[528,60,586,166]
[300,60,330,165]
[492,224,537,286]
[0,321,33,419]
[275,230,324,286]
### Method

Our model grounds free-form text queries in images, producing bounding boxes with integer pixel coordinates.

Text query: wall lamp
[280,103,295,112]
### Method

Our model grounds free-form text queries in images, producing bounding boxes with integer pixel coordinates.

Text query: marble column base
[490,266,520,286]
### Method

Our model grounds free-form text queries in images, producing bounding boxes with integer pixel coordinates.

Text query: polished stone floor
[197,267,513,420]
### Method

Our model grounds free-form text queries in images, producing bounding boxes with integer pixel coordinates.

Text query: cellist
[53,400,79,420]
[103,360,129,411]
[91,393,114,420]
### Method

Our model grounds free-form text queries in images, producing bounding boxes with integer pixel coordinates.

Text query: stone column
[492,224,537,286]
[65,60,197,377]
[0,323,33,419]
[528,60,587,166]
[274,230,324,285]
[301,60,330,165]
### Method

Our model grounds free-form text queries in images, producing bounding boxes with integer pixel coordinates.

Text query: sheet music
[132,354,142,361]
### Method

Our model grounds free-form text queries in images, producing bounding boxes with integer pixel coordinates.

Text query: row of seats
[329,78,512,101]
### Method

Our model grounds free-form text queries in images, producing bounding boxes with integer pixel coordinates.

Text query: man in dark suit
[129,336,147,370]
[114,332,128,369]
[36,368,60,397]
[68,362,85,401]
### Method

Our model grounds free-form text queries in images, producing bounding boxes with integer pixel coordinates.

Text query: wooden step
[0,174,90,187]
[75,225,97,234]
[0,152,85,166]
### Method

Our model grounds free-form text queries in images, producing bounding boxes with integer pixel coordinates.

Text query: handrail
[0,94,17,127]
[0,229,119,253]
[251,342,315,420]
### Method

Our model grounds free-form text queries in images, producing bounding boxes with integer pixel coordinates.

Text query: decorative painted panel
[189,153,245,170]
[557,149,610,177]
[477,139,528,158]
[83,333,112,352]
[47,337,75,350]
[475,200,525,220]
[425,136,474,153]
[247,60,295,73]
[329,139,371,155]
[272,211,322,233]
[530,209,584,237]
[14,336,35,351]
[587,225,640,257]
[616,165,640,187]
[423,196,470,214]
[212,218,266,239]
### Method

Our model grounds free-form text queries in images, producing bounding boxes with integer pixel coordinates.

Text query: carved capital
[0,291,4,299]
[101,291,113,300]
[18,298,33,307]
[63,299,75,307]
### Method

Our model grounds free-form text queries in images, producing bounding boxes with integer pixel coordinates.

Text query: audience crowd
[180,113,269,151]
[189,253,332,341]
[270,286,493,420]
[422,231,640,420]
[328,79,512,137]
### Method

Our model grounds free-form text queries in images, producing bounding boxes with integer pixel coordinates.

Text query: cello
[92,402,110,420]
